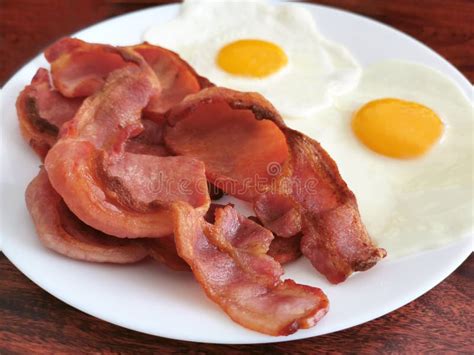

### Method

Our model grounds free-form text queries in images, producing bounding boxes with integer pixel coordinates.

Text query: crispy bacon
[44,37,84,62]
[209,206,281,283]
[25,169,148,263]
[248,216,302,265]
[104,152,208,209]
[45,38,211,119]
[45,57,209,238]
[45,38,137,98]
[172,202,329,336]
[165,87,289,201]
[17,36,394,334]
[132,43,213,120]
[18,38,212,159]
[164,87,385,283]
[254,192,301,238]
[268,235,303,265]
[125,119,169,156]
[16,68,83,158]
[260,129,386,283]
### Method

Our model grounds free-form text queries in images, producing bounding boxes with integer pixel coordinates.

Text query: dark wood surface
[1,0,473,353]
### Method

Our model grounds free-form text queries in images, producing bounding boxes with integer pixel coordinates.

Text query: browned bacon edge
[164,87,386,284]
[25,168,148,263]
[26,168,194,270]
[166,86,285,126]
[164,87,289,201]
[280,128,386,283]
[17,38,213,160]
[45,58,210,238]
[248,216,302,265]
[172,202,329,336]
[16,68,82,159]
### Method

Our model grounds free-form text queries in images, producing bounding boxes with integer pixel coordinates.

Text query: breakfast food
[16,68,83,158]
[173,203,329,336]
[44,57,210,239]
[17,38,213,160]
[27,37,383,280]
[267,234,302,265]
[165,88,290,201]
[26,169,149,263]
[352,98,444,159]
[45,39,212,118]
[19,36,349,336]
[15,0,472,338]
[144,0,361,119]
[288,60,474,257]
[164,87,386,283]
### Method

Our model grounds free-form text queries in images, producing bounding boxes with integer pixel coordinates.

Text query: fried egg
[144,0,361,119]
[288,60,474,258]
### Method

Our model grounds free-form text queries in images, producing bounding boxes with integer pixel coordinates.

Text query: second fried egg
[288,60,473,258]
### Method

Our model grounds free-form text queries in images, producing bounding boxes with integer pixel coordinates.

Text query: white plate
[1,1,472,344]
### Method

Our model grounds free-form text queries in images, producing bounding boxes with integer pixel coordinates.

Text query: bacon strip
[45,55,209,238]
[172,202,329,336]
[209,206,281,283]
[268,235,303,265]
[16,68,83,158]
[17,38,212,159]
[248,216,302,265]
[253,192,301,238]
[25,169,148,263]
[125,118,169,156]
[142,237,189,271]
[165,88,289,201]
[132,43,213,120]
[164,87,385,283]
[45,38,136,98]
[45,38,211,119]
[259,128,386,283]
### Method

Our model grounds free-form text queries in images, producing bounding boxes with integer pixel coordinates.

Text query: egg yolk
[352,98,443,159]
[217,39,288,78]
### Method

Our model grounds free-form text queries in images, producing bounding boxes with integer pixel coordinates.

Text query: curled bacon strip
[268,235,303,265]
[248,216,302,265]
[165,87,385,283]
[173,202,329,336]
[16,68,83,158]
[131,43,213,120]
[165,87,289,201]
[18,38,212,159]
[26,169,148,263]
[45,38,136,98]
[45,38,211,119]
[143,202,236,272]
[253,192,301,238]
[45,55,209,238]
[259,129,386,283]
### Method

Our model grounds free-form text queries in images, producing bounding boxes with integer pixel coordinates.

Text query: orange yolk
[352,98,444,159]
[217,39,287,78]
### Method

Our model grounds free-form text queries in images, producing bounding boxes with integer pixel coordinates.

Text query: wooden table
[1,1,472,353]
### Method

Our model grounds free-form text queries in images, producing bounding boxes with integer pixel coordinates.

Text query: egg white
[287,60,474,258]
[144,0,361,119]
